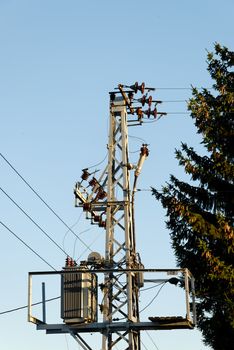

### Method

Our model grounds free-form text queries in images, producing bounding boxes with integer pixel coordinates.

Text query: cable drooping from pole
[0,296,60,315]
[0,220,56,270]
[0,186,69,256]
[0,152,92,252]
[139,282,166,314]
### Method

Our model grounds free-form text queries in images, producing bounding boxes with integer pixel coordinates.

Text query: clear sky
[0,1,233,349]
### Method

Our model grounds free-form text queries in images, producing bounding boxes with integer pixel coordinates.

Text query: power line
[64,334,70,350]
[155,87,214,90]
[0,152,91,252]
[85,152,108,170]
[76,229,103,261]
[0,186,69,256]
[141,281,165,292]
[0,296,60,315]
[63,211,83,252]
[146,331,160,350]
[166,112,190,114]
[139,282,166,314]
[0,220,56,270]
[163,100,187,102]
[141,340,150,350]
[137,188,234,193]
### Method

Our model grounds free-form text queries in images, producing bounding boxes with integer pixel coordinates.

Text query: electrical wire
[139,282,166,314]
[0,152,91,252]
[128,135,148,154]
[166,112,190,114]
[137,188,234,193]
[76,229,104,261]
[141,113,189,124]
[155,87,214,90]
[163,100,187,102]
[146,331,160,350]
[129,134,147,144]
[141,281,165,292]
[0,186,69,256]
[0,296,60,315]
[64,334,70,350]
[0,220,56,270]
[132,100,187,104]
[72,227,92,259]
[85,152,108,170]
[129,149,141,154]
[141,340,150,350]
[63,211,83,252]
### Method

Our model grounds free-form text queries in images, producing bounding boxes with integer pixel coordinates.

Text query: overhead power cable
[141,340,150,350]
[0,220,56,270]
[166,112,190,114]
[0,152,91,252]
[0,296,60,315]
[146,331,160,350]
[0,187,69,256]
[137,188,234,193]
[85,152,108,170]
[139,282,166,314]
[163,100,187,102]
[155,87,214,90]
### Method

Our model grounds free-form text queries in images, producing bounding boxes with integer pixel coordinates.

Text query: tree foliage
[152,44,234,349]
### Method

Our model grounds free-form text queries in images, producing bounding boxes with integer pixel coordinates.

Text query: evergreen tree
[152,44,234,349]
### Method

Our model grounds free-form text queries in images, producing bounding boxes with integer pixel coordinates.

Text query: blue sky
[0,1,233,349]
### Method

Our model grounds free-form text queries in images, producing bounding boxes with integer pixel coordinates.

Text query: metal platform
[35,318,194,335]
[149,316,195,329]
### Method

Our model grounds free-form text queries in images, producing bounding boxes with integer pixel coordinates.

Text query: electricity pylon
[28,83,196,350]
[101,95,141,349]
[75,83,165,350]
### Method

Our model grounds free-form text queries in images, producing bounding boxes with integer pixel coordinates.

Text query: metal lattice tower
[101,96,141,350]
[28,82,196,350]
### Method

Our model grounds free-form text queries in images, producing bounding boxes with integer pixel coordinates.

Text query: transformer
[61,266,97,324]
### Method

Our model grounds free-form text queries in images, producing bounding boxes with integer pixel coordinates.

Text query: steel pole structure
[102,96,140,350]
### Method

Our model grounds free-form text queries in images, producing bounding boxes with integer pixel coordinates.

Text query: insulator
[147,95,153,106]
[68,258,76,267]
[99,190,107,199]
[66,256,72,267]
[139,82,145,94]
[99,220,106,228]
[140,144,149,156]
[168,277,180,285]
[152,107,158,118]
[129,82,139,93]
[139,95,146,106]
[128,92,134,101]
[81,169,90,180]
[94,215,100,223]
[95,188,107,200]
[83,203,91,211]
[129,82,145,94]
[138,95,152,107]
[143,107,158,118]
[89,177,98,187]
[110,92,116,101]
[143,108,151,118]
[136,107,143,120]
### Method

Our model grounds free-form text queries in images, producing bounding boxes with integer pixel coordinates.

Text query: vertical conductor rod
[42,282,46,323]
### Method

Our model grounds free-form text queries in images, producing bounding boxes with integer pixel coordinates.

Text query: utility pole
[73,83,166,350]
[28,82,196,350]
[101,95,141,349]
